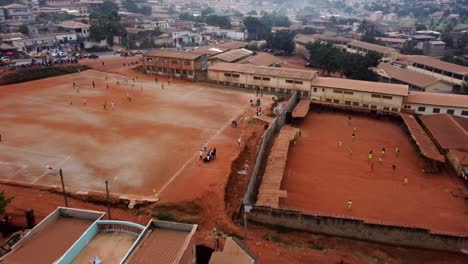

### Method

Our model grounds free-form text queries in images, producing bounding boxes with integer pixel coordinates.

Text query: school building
[143,50,208,80]
[310,77,409,113]
[346,40,399,62]
[402,91,468,117]
[207,62,318,98]
[396,55,468,86]
[375,63,454,93]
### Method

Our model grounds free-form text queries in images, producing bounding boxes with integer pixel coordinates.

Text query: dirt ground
[1,56,467,263]
[0,66,254,196]
[281,109,468,235]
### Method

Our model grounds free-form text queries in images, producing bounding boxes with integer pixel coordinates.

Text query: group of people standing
[200,142,217,162]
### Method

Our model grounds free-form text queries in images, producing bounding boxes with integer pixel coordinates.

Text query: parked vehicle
[32,53,47,58]
[117,48,127,53]
[88,54,99,59]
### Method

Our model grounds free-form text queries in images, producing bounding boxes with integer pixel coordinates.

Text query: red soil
[281,110,468,235]
[278,54,343,78]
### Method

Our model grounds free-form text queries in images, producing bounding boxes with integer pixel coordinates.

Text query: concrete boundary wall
[248,206,468,253]
[243,92,299,205]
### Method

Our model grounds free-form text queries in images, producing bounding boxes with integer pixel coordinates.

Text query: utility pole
[59,169,68,207]
[105,180,111,220]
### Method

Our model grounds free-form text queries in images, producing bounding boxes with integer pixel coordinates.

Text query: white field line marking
[181,87,204,99]
[31,155,71,184]
[0,145,67,159]
[0,161,28,178]
[154,105,247,198]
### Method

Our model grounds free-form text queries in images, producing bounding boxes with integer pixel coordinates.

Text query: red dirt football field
[281,110,468,235]
[0,68,252,197]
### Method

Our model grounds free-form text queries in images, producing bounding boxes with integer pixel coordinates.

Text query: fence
[243,92,299,206]
[248,206,468,253]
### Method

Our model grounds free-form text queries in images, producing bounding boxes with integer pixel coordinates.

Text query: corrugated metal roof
[1,217,94,264]
[376,63,440,88]
[312,77,409,96]
[400,114,445,162]
[348,40,397,54]
[404,91,468,108]
[124,228,191,264]
[144,50,203,60]
[210,48,253,62]
[401,55,468,75]
[208,62,318,80]
[238,53,279,66]
[419,114,468,150]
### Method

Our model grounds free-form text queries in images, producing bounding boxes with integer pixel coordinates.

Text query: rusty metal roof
[400,113,445,162]
[419,114,468,150]
[208,62,318,80]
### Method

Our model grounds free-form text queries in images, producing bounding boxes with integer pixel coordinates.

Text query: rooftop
[59,21,89,29]
[404,91,468,108]
[0,208,103,264]
[312,77,409,96]
[348,40,397,54]
[124,221,197,264]
[210,48,253,63]
[419,114,468,150]
[376,37,408,44]
[399,55,468,75]
[144,50,204,60]
[238,53,280,66]
[376,63,440,88]
[209,62,318,80]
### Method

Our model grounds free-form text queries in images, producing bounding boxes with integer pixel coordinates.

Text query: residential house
[0,4,36,24]
[421,41,446,58]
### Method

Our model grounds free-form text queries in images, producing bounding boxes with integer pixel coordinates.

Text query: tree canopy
[0,191,13,215]
[266,30,296,54]
[243,12,291,40]
[306,41,381,81]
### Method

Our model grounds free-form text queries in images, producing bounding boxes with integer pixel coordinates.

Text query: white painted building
[403,92,468,117]
[311,77,409,113]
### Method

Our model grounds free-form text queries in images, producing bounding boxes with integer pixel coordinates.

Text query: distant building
[421,40,446,58]
[0,4,36,24]
[369,11,383,21]
[346,40,399,62]
[375,37,408,48]
[209,48,253,64]
[383,13,398,21]
[375,63,453,93]
[143,50,208,80]
[238,52,280,67]
[396,55,468,86]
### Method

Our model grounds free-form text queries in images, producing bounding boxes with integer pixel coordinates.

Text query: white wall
[403,103,468,117]
[311,86,404,112]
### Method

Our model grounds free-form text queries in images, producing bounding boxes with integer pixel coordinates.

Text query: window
[286,80,294,83]
[313,88,317,92]
[333,89,343,94]
[383,107,390,111]
[371,94,382,98]
[352,102,359,106]
[295,81,303,84]
[363,104,369,108]
[253,76,261,80]
[262,77,270,81]
[391,108,398,112]
[432,108,440,113]
[326,98,332,102]
[343,91,354,95]
[404,105,411,109]
[370,105,377,109]
[418,106,426,112]
[382,95,393,100]
[447,109,454,115]
[333,99,340,103]
[462,111,468,116]
[172,60,179,65]
[224,73,232,77]
[232,74,240,78]
[184,60,191,65]
[345,101,351,105]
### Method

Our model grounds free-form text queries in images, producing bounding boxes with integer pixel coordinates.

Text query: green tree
[0,191,13,215]
[97,1,119,16]
[205,15,231,29]
[19,25,28,35]
[247,10,257,15]
[458,82,468,95]
[202,7,215,17]
[266,30,296,54]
